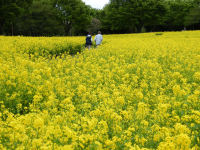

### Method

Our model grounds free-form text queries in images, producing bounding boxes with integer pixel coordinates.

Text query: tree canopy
[0,0,199,35]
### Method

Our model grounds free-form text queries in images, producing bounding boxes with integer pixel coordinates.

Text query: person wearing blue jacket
[94,31,103,48]
[85,32,92,49]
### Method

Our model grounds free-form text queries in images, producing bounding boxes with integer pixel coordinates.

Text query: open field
[0,31,200,149]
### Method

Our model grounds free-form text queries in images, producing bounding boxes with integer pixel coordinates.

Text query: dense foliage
[0,31,200,149]
[101,0,200,33]
[0,0,200,35]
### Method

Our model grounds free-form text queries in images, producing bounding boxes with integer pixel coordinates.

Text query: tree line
[0,0,200,36]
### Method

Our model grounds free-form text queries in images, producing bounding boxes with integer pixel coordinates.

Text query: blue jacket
[86,35,92,45]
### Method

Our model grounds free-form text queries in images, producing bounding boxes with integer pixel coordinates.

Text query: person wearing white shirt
[94,31,103,48]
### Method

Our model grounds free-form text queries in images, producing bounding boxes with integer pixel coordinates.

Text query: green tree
[184,0,200,28]
[0,0,32,35]
[54,0,91,35]
[163,0,193,30]
[87,18,101,34]
[102,0,166,33]
[15,0,65,36]
[86,7,103,34]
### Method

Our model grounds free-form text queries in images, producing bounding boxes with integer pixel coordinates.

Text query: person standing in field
[94,31,103,48]
[85,32,92,50]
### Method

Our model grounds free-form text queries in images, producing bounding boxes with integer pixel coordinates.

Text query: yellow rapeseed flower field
[0,31,200,150]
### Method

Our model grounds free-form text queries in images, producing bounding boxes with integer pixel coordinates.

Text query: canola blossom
[0,31,200,150]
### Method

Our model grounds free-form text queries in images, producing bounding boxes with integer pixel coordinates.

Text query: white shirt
[94,34,103,45]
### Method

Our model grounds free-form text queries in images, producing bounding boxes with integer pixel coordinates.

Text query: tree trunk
[11,22,14,36]
[64,21,72,36]
[136,25,142,33]
[0,22,3,35]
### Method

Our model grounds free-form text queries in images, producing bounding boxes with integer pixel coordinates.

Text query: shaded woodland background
[0,0,200,36]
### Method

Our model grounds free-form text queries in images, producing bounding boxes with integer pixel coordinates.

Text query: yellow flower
[174,134,191,150]
[193,72,200,81]
[33,117,44,129]
[116,96,125,106]
[0,31,200,149]
[158,141,176,150]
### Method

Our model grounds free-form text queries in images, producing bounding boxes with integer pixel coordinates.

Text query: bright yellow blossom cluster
[0,31,200,149]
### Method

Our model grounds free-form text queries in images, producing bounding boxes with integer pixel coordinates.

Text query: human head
[98,31,101,34]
